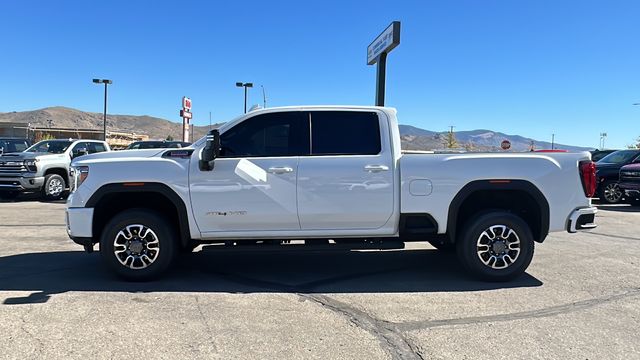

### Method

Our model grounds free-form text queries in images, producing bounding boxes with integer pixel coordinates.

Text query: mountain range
[0,107,592,152]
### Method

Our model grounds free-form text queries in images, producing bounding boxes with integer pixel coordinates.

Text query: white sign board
[182,96,192,111]
[367,21,401,65]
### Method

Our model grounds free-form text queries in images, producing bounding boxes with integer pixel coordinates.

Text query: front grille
[0,161,27,173]
[621,171,640,180]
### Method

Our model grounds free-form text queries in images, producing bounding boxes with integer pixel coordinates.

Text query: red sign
[501,140,511,150]
[180,110,192,119]
[182,96,192,111]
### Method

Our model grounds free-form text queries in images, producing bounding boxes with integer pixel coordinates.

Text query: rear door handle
[267,166,294,174]
[364,165,389,172]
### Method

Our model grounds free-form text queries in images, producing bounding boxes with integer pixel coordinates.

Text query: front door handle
[364,165,389,172]
[267,166,294,174]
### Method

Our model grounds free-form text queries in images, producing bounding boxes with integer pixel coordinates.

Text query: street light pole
[261,85,267,108]
[92,78,112,141]
[236,82,253,113]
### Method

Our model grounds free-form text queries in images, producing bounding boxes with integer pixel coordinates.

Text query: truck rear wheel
[456,211,534,282]
[100,209,177,281]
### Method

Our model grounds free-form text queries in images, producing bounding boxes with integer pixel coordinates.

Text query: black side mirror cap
[199,129,220,171]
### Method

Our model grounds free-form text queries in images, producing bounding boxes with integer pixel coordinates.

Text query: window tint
[311,111,381,155]
[220,112,306,157]
[88,142,107,153]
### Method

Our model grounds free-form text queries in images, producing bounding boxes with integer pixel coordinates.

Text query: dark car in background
[619,163,640,206]
[0,137,30,155]
[595,149,640,204]
[590,149,619,162]
[125,140,191,150]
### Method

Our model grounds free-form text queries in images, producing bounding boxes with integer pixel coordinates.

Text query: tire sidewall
[100,209,176,281]
[599,180,622,204]
[43,174,65,199]
[457,212,535,281]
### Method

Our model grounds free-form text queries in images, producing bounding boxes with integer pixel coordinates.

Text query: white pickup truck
[65,106,598,281]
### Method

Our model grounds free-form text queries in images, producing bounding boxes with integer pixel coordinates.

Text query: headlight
[71,166,89,191]
[24,159,38,172]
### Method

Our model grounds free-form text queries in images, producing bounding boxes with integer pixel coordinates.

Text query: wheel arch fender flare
[86,182,192,248]
[446,179,550,243]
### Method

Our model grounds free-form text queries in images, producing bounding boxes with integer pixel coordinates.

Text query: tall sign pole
[367,21,400,106]
[180,96,193,142]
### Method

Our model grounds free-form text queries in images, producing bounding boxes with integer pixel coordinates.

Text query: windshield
[25,140,73,154]
[598,150,639,164]
[0,139,29,153]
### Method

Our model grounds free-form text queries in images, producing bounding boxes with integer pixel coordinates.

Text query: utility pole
[209,111,212,130]
[551,134,555,150]
[261,85,267,108]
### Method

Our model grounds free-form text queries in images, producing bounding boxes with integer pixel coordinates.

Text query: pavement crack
[19,305,44,356]
[397,288,640,332]
[301,294,425,360]
[193,295,218,353]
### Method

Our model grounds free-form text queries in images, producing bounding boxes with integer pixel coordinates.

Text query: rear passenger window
[92,143,107,153]
[310,111,381,155]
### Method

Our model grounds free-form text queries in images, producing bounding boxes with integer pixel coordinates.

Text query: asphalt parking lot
[0,197,639,360]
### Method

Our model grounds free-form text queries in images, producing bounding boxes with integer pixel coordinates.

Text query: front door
[190,111,308,234]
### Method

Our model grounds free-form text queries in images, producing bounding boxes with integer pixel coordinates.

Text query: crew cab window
[87,142,107,154]
[310,111,381,155]
[220,112,307,158]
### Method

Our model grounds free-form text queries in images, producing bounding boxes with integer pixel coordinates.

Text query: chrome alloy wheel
[603,182,623,203]
[476,225,521,269]
[113,224,160,269]
[48,178,64,197]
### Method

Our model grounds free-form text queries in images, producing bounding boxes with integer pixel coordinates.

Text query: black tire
[100,209,177,281]
[456,211,534,282]
[428,240,455,252]
[0,191,19,200]
[599,180,623,204]
[42,174,66,200]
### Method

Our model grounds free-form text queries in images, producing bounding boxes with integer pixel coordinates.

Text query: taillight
[579,161,596,198]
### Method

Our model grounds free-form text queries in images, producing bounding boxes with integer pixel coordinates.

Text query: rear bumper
[66,207,94,245]
[567,207,598,233]
[0,175,44,191]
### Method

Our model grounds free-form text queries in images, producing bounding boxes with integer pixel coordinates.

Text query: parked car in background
[0,139,110,200]
[619,163,640,206]
[126,140,191,150]
[0,137,30,155]
[590,149,618,162]
[595,149,640,204]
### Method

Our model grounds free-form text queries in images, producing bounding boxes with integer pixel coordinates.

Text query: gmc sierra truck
[65,106,598,281]
[0,139,110,200]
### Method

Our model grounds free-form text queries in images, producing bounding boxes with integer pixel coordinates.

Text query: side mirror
[199,129,220,171]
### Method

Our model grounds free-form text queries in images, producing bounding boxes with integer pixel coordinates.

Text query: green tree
[166,135,174,141]
[444,130,458,149]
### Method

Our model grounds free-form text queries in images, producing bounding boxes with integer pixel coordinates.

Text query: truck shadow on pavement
[0,249,543,305]
[596,204,640,213]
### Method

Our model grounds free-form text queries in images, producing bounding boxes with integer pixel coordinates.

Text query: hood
[0,152,39,161]
[71,149,166,165]
[621,163,640,171]
[595,162,622,169]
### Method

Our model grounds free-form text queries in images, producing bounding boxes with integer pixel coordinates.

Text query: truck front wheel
[42,174,66,200]
[100,209,177,281]
[456,212,534,282]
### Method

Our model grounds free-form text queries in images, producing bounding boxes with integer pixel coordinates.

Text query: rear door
[296,110,394,230]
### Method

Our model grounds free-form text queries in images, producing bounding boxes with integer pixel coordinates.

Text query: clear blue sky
[0,0,638,148]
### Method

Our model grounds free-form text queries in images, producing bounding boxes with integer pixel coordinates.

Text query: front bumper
[567,207,598,233]
[66,207,95,245]
[0,175,44,191]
